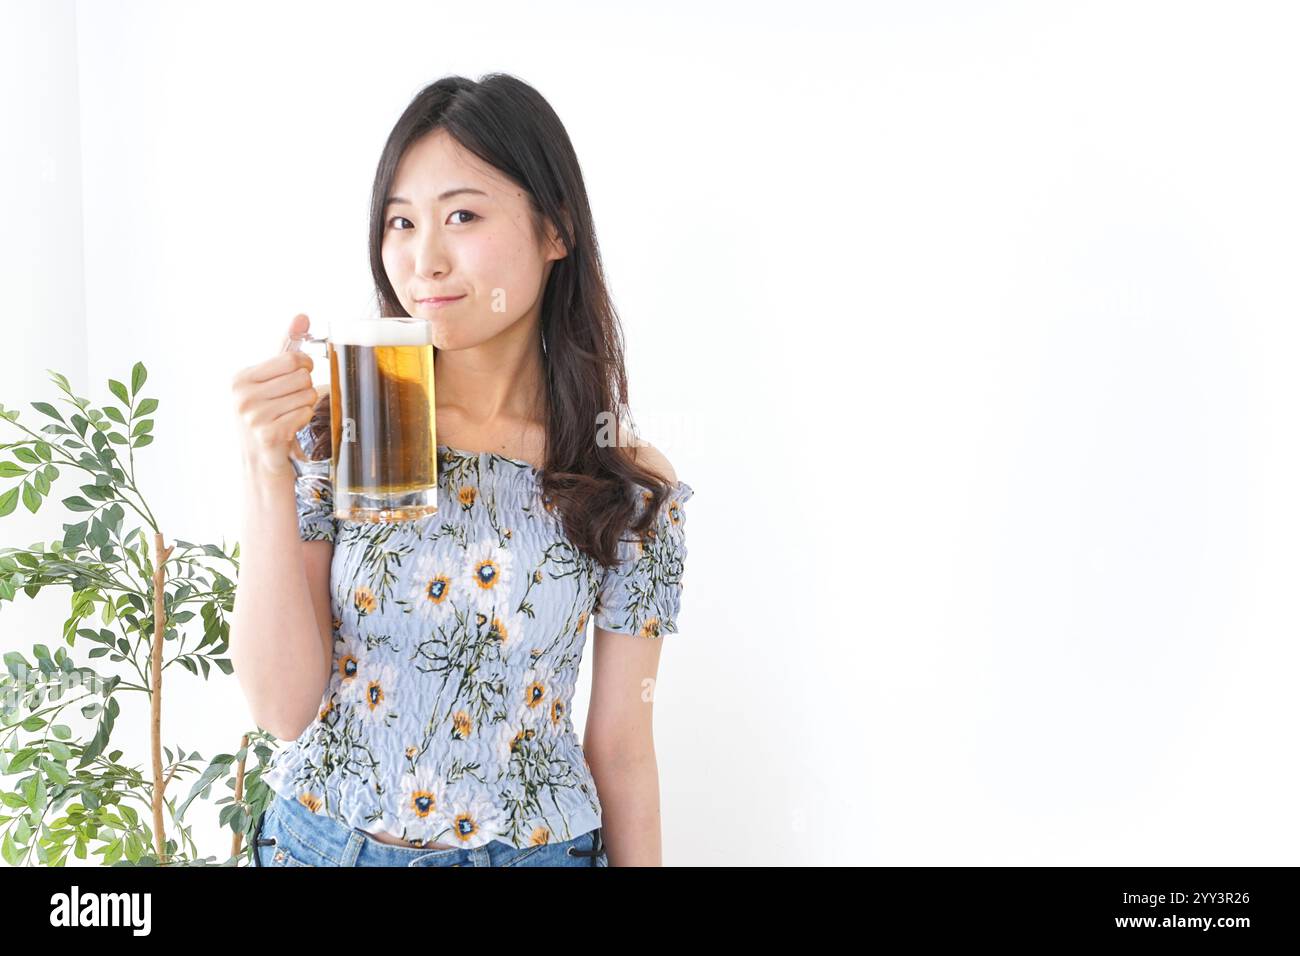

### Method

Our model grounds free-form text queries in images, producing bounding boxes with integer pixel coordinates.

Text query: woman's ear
[544,207,572,261]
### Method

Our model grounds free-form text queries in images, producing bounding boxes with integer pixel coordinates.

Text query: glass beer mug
[284,317,439,522]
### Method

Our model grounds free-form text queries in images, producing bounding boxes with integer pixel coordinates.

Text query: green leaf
[35,442,52,461]
[21,482,40,514]
[12,446,40,465]
[23,773,46,812]
[3,650,28,676]
[34,470,50,495]
[135,398,159,415]
[81,484,111,502]
[108,379,130,406]
[133,435,154,448]
[132,420,154,437]
[0,461,25,478]
[104,406,126,425]
[62,522,87,549]
[62,496,93,512]
[31,401,65,423]
[46,370,71,392]
[0,488,20,517]
[78,711,113,769]
[8,749,38,773]
[131,362,147,396]
[177,753,235,818]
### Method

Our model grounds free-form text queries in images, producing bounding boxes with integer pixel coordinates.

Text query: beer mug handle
[283,330,331,466]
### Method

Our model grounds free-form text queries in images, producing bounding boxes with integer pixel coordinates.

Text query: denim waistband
[258,788,603,867]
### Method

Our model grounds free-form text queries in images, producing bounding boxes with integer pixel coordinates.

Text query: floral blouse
[261,426,694,850]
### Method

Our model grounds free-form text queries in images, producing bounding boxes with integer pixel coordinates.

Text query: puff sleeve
[593,480,694,638]
[292,422,337,543]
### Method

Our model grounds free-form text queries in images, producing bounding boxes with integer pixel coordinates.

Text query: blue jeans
[252,791,609,867]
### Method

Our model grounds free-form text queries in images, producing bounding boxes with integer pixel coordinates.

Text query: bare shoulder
[616,424,677,485]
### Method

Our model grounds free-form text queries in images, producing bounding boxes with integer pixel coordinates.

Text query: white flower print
[487,607,528,660]
[330,634,368,689]
[409,551,456,624]
[494,698,537,763]
[545,673,577,729]
[520,659,560,716]
[396,766,450,843]
[462,540,513,614]
[342,651,399,723]
[439,783,505,846]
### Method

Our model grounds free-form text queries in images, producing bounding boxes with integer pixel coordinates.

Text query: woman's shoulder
[614,431,694,518]
[612,424,677,485]
[627,442,677,487]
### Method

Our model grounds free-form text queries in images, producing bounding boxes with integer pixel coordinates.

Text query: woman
[229,73,694,867]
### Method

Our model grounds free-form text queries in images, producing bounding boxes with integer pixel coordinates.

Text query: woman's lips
[416,295,466,309]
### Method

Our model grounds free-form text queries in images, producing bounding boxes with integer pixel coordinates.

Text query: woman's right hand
[231,313,322,480]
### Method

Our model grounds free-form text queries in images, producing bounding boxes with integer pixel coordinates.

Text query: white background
[2,0,1296,866]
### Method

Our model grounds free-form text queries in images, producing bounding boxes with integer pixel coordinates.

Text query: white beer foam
[330,317,433,347]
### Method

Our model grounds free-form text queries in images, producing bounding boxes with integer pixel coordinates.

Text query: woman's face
[381,129,565,351]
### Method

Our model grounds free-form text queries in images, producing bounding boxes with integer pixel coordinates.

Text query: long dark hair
[307,73,673,569]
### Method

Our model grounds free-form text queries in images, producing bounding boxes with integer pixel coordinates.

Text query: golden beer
[289,317,438,523]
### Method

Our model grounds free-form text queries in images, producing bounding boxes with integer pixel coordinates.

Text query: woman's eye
[386,211,477,230]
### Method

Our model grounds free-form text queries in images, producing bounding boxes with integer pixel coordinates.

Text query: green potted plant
[0,365,274,866]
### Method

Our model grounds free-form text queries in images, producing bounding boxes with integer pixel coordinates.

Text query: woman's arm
[227,322,335,741]
[228,462,334,741]
[583,628,666,866]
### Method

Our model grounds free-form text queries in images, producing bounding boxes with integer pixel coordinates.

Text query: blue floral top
[261,427,694,850]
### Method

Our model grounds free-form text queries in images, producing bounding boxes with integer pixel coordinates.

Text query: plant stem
[232,732,250,860]
[150,530,173,863]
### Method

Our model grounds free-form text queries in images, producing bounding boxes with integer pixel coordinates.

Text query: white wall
[0,0,97,862]
[3,0,1297,866]
[0,0,88,535]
